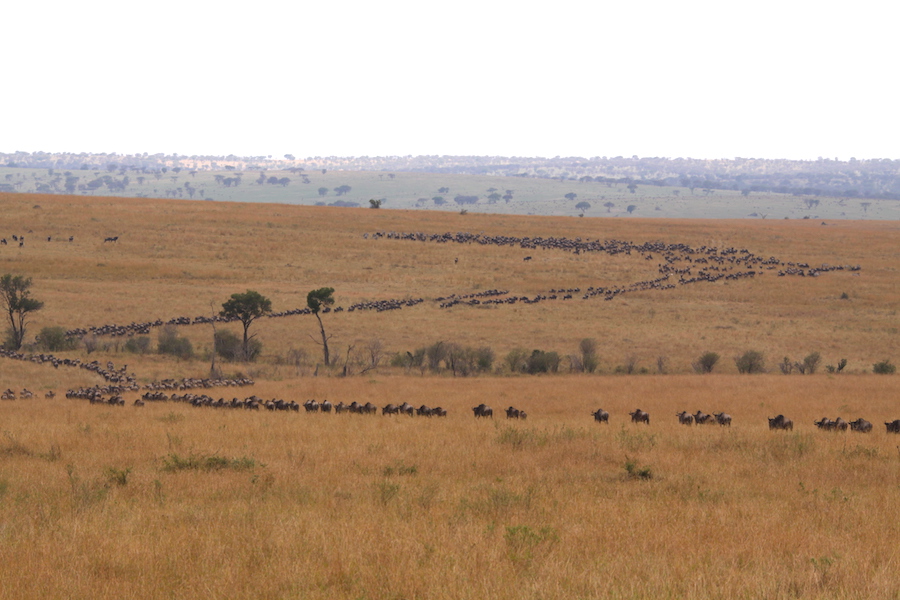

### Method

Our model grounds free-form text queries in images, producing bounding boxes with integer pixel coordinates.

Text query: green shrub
[124,336,152,354]
[735,350,766,374]
[214,329,261,362]
[693,352,720,374]
[157,325,193,360]
[873,360,896,375]
[526,350,560,374]
[36,326,78,351]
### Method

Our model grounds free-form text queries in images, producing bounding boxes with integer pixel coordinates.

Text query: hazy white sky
[3,0,896,160]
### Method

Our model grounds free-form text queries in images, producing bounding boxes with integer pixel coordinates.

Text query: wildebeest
[676,411,693,426]
[382,403,399,415]
[417,404,433,417]
[592,409,609,424]
[833,417,848,431]
[814,418,835,431]
[319,399,333,413]
[714,412,732,427]
[133,398,145,407]
[693,411,714,425]
[334,401,347,414]
[303,399,319,413]
[432,406,448,417]
[629,409,650,424]
[473,403,493,418]
[768,415,793,431]
[505,406,525,419]
[362,402,378,415]
[885,420,900,433]
[849,418,873,433]
[398,402,414,416]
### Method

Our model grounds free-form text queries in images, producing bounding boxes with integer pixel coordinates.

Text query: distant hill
[1,151,898,220]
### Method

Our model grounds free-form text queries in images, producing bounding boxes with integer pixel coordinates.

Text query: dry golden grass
[1,193,900,598]
[1,376,900,599]
[1,192,897,382]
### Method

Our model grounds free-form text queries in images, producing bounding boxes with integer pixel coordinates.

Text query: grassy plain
[1,192,899,598]
[3,166,898,220]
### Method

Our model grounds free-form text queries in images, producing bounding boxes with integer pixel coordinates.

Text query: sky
[3,0,897,161]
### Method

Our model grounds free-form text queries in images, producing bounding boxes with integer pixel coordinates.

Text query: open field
[3,166,898,220]
[1,192,899,598]
[2,376,900,599]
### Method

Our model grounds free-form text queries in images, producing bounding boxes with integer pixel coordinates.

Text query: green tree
[1,274,44,350]
[307,287,335,365]
[369,198,382,209]
[575,201,591,214]
[220,290,271,361]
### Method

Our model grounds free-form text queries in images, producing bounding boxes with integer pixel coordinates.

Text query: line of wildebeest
[14,388,897,434]
[55,228,861,341]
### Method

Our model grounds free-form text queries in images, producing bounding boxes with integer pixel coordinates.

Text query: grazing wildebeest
[133,398,145,407]
[693,411,714,425]
[676,411,693,426]
[45,390,56,399]
[629,409,650,424]
[849,418,873,433]
[592,409,610,424]
[814,418,836,431]
[714,412,732,427]
[473,403,493,418]
[505,406,522,419]
[768,415,786,430]
[884,420,900,433]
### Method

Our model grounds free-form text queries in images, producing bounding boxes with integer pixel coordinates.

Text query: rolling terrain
[0,192,899,599]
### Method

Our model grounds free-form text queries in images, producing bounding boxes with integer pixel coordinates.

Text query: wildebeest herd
[41,226,859,342]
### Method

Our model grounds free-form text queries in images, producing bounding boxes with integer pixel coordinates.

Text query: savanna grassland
[1,192,899,599]
[4,165,899,220]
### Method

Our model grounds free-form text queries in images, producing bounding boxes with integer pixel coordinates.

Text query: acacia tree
[220,290,271,360]
[1,274,44,350]
[307,287,335,365]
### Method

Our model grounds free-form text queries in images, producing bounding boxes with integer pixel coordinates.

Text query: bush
[799,352,822,374]
[36,326,78,351]
[525,350,560,374]
[735,350,766,374]
[693,352,720,374]
[215,329,261,362]
[873,360,896,375]
[124,336,152,354]
[157,325,193,360]
[505,348,530,373]
[579,338,599,373]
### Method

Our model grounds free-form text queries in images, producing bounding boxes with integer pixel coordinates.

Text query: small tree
[579,338,599,373]
[735,350,766,374]
[693,352,720,374]
[575,201,591,214]
[1,274,44,350]
[220,290,271,361]
[369,198,382,209]
[873,360,896,375]
[307,287,335,365]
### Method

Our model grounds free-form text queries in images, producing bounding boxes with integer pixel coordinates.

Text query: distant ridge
[3,151,900,200]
